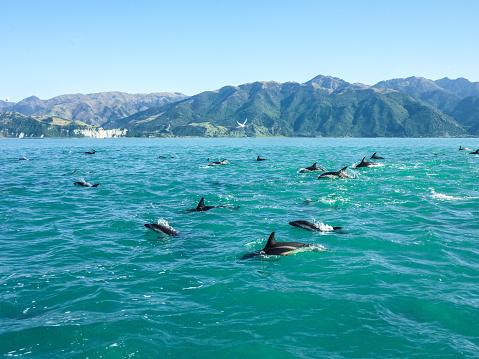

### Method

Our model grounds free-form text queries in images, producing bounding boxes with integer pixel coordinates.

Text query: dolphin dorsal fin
[340,166,348,172]
[312,162,317,167]
[197,198,205,210]
[372,153,376,156]
[263,232,277,249]
[361,157,366,162]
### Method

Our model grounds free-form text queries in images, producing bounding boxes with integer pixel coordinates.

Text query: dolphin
[208,159,228,166]
[63,169,78,176]
[195,197,216,211]
[299,162,325,173]
[289,220,341,232]
[144,223,180,236]
[318,166,351,179]
[186,197,239,212]
[241,232,314,259]
[257,156,267,161]
[470,149,479,155]
[158,156,174,158]
[355,157,379,168]
[84,150,96,154]
[19,157,30,160]
[74,179,99,187]
[371,153,384,159]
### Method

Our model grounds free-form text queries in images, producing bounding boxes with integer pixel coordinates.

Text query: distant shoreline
[1,135,476,140]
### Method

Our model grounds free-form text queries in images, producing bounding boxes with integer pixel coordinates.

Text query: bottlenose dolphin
[299,162,325,173]
[318,167,351,179]
[84,150,96,154]
[355,157,379,168]
[470,149,479,155]
[371,153,384,159]
[208,159,228,166]
[158,156,174,158]
[241,232,314,259]
[19,157,30,161]
[289,220,342,232]
[257,156,267,161]
[144,223,180,236]
[74,179,99,187]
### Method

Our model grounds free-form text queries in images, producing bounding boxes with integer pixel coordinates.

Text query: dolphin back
[145,223,179,236]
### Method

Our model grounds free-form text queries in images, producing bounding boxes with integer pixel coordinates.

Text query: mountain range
[0,92,188,126]
[2,75,479,137]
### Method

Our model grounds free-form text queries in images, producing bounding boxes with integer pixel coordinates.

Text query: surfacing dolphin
[470,149,479,155]
[84,150,96,154]
[74,179,99,187]
[318,166,351,179]
[241,232,316,259]
[144,223,180,236]
[208,159,228,166]
[187,197,239,212]
[355,157,379,168]
[299,162,325,173]
[371,153,384,159]
[289,220,342,232]
[63,169,78,176]
[257,156,267,161]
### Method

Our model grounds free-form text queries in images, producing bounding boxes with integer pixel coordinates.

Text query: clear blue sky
[2,0,479,102]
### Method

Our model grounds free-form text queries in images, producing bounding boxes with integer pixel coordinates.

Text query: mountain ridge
[1,91,189,126]
[104,78,467,137]
[2,75,479,137]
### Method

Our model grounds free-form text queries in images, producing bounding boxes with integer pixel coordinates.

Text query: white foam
[430,190,461,201]
[157,218,175,231]
[312,218,335,232]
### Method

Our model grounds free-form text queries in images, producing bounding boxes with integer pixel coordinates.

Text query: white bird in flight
[237,118,248,128]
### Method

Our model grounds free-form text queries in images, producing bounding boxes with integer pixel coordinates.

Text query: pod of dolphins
[21,145,477,260]
[145,151,390,258]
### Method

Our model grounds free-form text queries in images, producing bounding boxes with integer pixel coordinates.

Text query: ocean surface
[1,137,479,358]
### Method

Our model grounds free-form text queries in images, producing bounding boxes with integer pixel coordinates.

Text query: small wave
[244,238,265,250]
[309,244,330,252]
[430,190,462,201]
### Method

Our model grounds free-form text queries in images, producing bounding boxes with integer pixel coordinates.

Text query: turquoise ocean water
[1,137,479,358]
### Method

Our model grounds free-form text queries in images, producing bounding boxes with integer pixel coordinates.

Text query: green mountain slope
[0,111,92,138]
[451,97,479,135]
